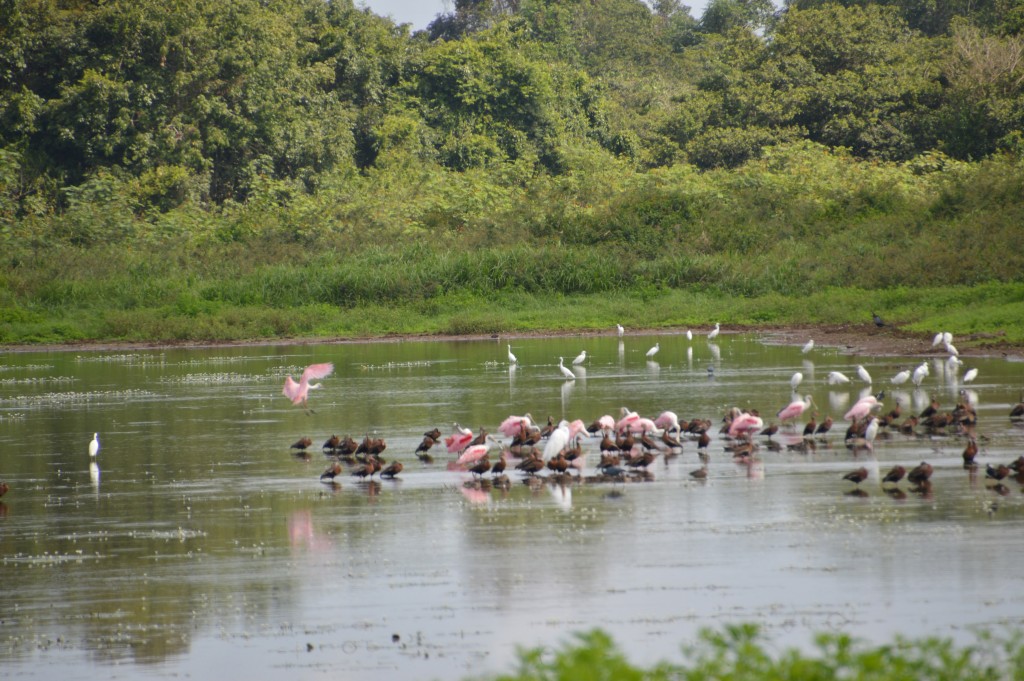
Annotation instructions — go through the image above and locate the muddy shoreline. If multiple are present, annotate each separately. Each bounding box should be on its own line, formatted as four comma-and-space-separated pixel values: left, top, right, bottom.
2, 323, 1020, 359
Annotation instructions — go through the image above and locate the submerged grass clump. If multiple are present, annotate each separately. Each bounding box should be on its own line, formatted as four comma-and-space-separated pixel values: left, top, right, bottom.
483, 625, 1024, 681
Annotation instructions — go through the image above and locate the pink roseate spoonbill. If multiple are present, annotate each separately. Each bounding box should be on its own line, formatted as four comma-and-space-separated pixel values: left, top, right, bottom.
844, 395, 881, 422
498, 414, 534, 439
457, 436, 497, 466
616, 407, 640, 433
777, 395, 813, 425
587, 414, 616, 434
728, 412, 764, 439
282, 362, 334, 410
654, 411, 680, 433
89, 432, 100, 458
707, 323, 720, 340
445, 423, 474, 454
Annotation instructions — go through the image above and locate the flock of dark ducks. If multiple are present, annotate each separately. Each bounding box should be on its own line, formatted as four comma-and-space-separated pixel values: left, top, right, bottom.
288, 392, 1024, 498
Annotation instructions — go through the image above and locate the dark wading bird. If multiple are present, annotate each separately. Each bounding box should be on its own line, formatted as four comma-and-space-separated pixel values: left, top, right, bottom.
291, 437, 313, 450
381, 461, 404, 479
843, 467, 869, 486
320, 461, 342, 482
882, 465, 906, 485
907, 461, 934, 486
872, 312, 886, 327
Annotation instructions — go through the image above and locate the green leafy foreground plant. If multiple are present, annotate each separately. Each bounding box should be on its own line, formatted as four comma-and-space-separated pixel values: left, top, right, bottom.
479, 625, 1024, 681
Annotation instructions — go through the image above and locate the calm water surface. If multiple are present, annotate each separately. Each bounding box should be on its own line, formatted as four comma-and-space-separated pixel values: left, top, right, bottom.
2, 333, 1024, 679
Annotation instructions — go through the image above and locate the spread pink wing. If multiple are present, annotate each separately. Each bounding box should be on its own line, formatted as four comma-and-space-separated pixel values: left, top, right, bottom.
283, 376, 302, 404
300, 362, 334, 384
498, 416, 527, 438
445, 432, 474, 454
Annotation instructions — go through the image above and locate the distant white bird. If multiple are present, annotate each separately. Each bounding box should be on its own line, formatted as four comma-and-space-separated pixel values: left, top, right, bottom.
891, 369, 911, 385
572, 350, 587, 366
932, 332, 944, 347
943, 331, 953, 345
963, 367, 978, 383
856, 365, 872, 384
863, 416, 879, 447
912, 361, 929, 387
646, 343, 660, 359
802, 339, 814, 354
686, 329, 693, 341
616, 324, 624, 337
791, 372, 804, 390
945, 342, 959, 356
507, 344, 517, 364
827, 371, 851, 386
707, 323, 720, 341
89, 432, 100, 458
558, 357, 576, 380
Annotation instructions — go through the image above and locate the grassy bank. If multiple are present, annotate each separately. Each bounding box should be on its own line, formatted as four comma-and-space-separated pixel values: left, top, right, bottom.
477, 625, 1024, 681
2, 245, 1022, 349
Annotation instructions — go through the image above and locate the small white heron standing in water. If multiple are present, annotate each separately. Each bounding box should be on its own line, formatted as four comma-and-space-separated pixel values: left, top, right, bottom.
707, 323, 720, 341
507, 344, 517, 364
89, 433, 100, 458
857, 365, 872, 384
572, 350, 587, 366
558, 357, 576, 380
802, 339, 815, 354
646, 343, 660, 359
616, 324, 624, 337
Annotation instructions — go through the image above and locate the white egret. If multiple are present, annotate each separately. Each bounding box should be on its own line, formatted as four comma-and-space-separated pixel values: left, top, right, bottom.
616, 324, 624, 337
686, 329, 693, 341
802, 339, 814, 354
856, 365, 872, 384
558, 357, 576, 380
963, 367, 978, 383
827, 371, 850, 385
707, 323, 720, 340
646, 343, 660, 359
89, 432, 100, 458
572, 350, 587, 366
891, 369, 910, 385
507, 344, 517, 364
791, 372, 804, 390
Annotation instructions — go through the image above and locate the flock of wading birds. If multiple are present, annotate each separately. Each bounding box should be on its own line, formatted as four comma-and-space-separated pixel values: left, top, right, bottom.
278, 326, 1024, 497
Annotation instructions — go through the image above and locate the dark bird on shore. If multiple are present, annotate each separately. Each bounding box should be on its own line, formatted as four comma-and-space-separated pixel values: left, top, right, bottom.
381, 461, 404, 479
882, 465, 906, 485
335, 435, 359, 457
759, 423, 779, 440
986, 464, 1010, 481
697, 431, 711, 450
290, 437, 313, 450
423, 428, 442, 441
815, 416, 834, 439
0, 481, 9, 497
517, 453, 545, 475
468, 456, 492, 478
919, 398, 941, 420
907, 461, 934, 485
690, 467, 708, 480
872, 312, 885, 327
320, 461, 342, 481
321, 434, 340, 451
843, 467, 869, 486
962, 437, 978, 467
1009, 456, 1024, 473
898, 415, 919, 435
351, 457, 380, 480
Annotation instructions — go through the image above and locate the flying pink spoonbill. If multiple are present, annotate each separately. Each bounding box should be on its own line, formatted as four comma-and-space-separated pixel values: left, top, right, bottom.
282, 362, 334, 411
777, 395, 813, 425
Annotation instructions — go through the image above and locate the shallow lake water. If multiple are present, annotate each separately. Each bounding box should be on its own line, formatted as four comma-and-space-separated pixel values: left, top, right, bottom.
2, 332, 1024, 680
